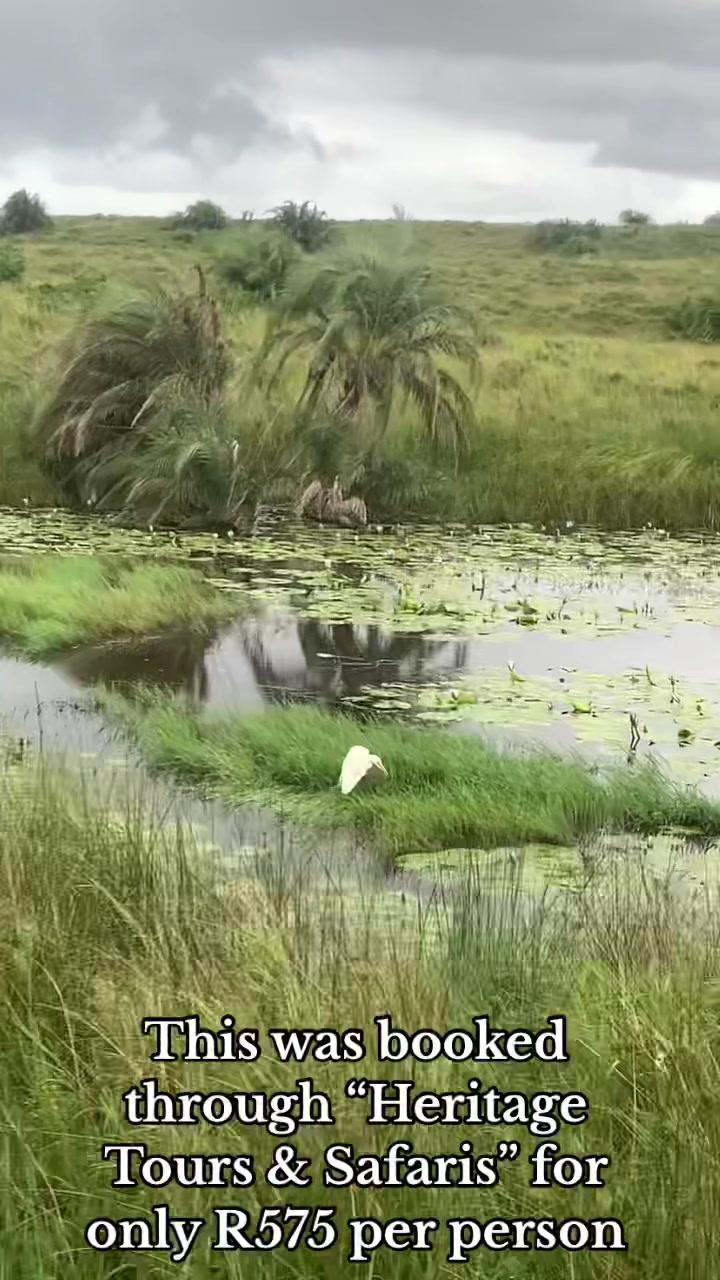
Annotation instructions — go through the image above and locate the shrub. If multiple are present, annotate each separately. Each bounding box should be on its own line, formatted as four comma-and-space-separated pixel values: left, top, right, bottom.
0, 242, 25, 282
85, 388, 294, 526
171, 200, 228, 232
529, 219, 602, 255
269, 200, 334, 252
620, 208, 653, 226
665, 297, 720, 342
215, 231, 302, 302
0, 189, 52, 236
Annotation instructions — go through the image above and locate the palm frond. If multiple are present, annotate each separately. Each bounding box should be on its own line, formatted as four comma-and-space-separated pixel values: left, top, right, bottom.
265, 249, 480, 458
32, 279, 233, 506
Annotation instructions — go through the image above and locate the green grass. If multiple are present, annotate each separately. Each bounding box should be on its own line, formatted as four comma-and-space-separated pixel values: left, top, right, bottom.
0, 748, 718, 1276
97, 698, 720, 852
4, 216, 720, 527
0, 556, 238, 657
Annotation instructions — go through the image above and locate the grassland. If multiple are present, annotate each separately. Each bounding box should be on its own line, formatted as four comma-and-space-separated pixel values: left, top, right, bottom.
3, 216, 720, 528
96, 697, 720, 851
0, 557, 237, 657
0, 748, 718, 1277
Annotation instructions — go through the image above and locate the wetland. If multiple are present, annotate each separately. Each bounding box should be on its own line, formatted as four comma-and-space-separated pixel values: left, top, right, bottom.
2, 507, 720, 888
3, 215, 720, 1277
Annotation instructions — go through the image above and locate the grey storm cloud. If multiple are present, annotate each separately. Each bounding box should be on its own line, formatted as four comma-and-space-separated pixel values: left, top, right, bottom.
2, 0, 720, 179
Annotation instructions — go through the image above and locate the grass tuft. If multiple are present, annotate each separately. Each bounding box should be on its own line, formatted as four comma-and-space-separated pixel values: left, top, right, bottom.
97, 697, 720, 852
0, 557, 238, 657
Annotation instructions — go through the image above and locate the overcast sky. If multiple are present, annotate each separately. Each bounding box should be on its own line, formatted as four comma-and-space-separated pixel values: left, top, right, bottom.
3, 0, 720, 222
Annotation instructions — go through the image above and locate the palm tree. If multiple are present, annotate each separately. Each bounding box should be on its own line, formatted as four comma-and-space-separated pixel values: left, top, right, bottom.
91, 388, 296, 526
171, 200, 229, 231
265, 252, 480, 458
32, 267, 232, 508
269, 200, 334, 253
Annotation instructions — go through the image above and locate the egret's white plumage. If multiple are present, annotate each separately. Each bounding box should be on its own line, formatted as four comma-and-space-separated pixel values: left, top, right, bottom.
339, 746, 389, 795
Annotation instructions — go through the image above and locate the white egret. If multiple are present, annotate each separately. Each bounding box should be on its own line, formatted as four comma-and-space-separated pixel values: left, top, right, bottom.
339, 746, 389, 796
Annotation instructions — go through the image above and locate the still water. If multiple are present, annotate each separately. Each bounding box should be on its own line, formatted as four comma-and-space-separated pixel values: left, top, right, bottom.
0, 509, 719, 897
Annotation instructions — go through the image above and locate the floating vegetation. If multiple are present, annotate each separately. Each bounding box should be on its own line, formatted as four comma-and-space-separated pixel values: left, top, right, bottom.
2, 510, 720, 794
3, 508, 720, 639
338, 662, 720, 790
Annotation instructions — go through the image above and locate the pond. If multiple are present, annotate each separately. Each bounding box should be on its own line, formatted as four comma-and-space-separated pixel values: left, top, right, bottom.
0, 507, 719, 900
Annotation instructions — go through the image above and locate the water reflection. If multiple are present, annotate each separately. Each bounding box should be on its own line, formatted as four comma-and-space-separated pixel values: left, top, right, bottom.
239, 618, 468, 706
56, 630, 212, 701
50, 616, 470, 711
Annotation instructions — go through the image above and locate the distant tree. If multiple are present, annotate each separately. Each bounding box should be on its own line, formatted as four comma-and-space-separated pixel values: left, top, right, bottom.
703, 212, 720, 226
269, 200, 334, 253
392, 204, 413, 221
0, 243, 25, 282
0, 189, 52, 236
171, 200, 228, 232
619, 209, 652, 226
239, 210, 255, 223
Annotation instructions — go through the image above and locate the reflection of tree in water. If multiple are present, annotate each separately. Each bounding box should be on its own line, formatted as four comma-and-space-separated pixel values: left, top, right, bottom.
239, 619, 469, 706
54, 630, 214, 702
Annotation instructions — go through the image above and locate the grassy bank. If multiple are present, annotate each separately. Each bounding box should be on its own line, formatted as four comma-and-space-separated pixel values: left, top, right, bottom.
0, 557, 238, 657
98, 698, 720, 851
0, 750, 718, 1276
3, 217, 720, 528
367, 331, 720, 528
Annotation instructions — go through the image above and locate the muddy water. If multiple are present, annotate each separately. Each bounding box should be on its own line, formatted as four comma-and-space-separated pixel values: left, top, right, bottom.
0, 509, 720, 899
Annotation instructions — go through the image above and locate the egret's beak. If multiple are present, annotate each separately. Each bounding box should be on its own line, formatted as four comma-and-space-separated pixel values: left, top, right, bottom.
378, 762, 388, 776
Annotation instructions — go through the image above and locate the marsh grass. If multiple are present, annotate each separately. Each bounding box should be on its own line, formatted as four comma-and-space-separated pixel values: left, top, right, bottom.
0, 751, 718, 1276
0, 557, 238, 657
97, 698, 720, 851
